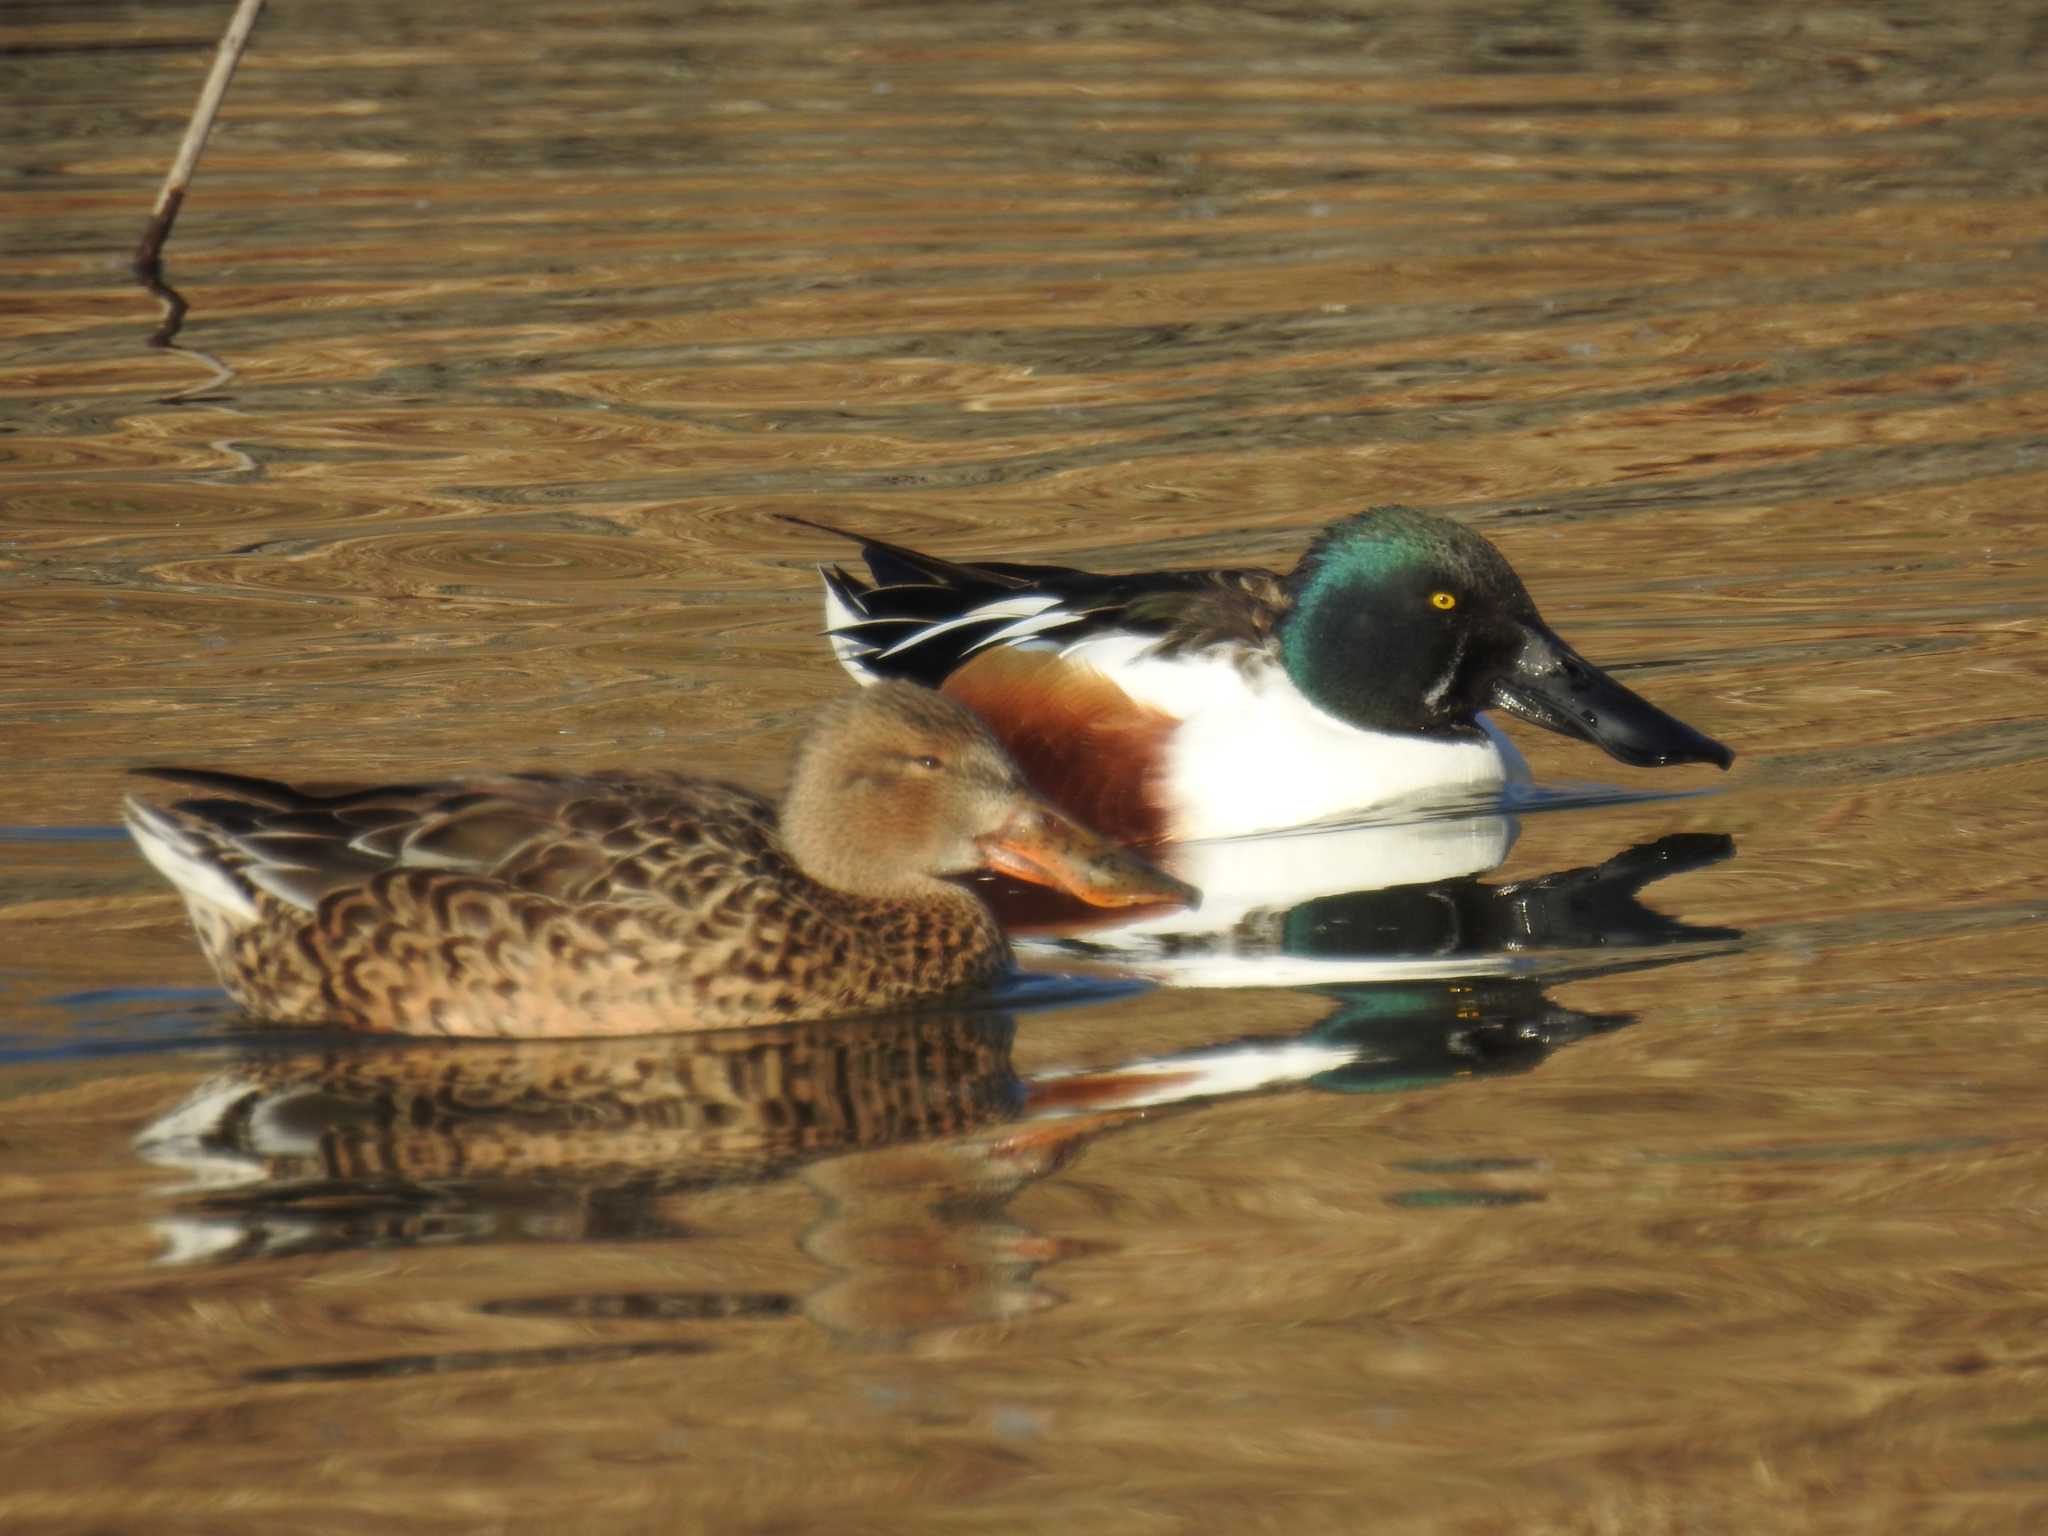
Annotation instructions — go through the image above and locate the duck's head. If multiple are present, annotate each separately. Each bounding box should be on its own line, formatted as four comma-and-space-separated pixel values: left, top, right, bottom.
1278, 507, 1733, 770
783, 682, 1199, 908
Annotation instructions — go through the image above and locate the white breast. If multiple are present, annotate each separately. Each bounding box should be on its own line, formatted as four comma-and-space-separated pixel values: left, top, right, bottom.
1060, 635, 1525, 841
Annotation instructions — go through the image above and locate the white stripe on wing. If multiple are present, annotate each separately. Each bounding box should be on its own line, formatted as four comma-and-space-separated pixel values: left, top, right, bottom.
874, 593, 1064, 660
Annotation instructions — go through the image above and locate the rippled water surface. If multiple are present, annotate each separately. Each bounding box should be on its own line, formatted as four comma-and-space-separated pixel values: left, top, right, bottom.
6, 1, 2048, 1530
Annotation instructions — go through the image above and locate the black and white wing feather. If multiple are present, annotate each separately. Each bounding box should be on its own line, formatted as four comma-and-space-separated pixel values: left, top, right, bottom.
792, 517, 1288, 686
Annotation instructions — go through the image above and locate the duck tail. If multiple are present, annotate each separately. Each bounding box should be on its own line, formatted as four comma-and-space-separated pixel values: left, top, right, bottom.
124, 794, 261, 925
816, 562, 888, 684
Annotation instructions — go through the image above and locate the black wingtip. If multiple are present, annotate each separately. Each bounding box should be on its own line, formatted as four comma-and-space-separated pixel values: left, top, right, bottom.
776, 512, 867, 545
130, 765, 301, 804
817, 561, 874, 609
781, 513, 1026, 594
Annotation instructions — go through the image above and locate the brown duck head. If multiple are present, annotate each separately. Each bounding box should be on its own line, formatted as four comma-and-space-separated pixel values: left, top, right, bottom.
781, 682, 1198, 910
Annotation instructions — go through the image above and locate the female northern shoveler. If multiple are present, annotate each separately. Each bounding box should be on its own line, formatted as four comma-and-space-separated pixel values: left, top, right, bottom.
796, 507, 1733, 843
124, 682, 1195, 1038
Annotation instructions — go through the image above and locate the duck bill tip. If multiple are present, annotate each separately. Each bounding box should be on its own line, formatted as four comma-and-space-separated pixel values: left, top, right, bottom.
980, 806, 1199, 910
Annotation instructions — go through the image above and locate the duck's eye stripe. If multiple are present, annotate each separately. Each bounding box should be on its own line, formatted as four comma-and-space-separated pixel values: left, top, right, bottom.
916, 755, 943, 770
1430, 591, 1457, 610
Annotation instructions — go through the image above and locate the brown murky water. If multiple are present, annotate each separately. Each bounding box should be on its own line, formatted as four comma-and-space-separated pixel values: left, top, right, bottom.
6, 1, 2048, 1530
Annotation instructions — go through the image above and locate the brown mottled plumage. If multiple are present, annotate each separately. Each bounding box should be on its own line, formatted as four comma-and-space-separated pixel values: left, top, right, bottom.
125, 683, 1195, 1038
1117, 569, 1292, 664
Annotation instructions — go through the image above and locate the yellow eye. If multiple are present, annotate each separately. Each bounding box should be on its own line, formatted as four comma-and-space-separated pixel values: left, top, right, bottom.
1429, 591, 1457, 611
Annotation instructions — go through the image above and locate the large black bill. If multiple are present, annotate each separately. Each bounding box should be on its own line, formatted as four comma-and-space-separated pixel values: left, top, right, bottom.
1491, 625, 1734, 771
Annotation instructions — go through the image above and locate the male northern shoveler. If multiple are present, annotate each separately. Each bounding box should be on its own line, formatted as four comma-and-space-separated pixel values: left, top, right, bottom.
123, 682, 1195, 1038
796, 507, 1733, 843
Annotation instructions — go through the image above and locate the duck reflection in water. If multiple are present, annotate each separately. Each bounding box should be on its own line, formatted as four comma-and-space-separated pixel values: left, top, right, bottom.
995, 809, 1741, 990
136, 830, 1736, 1355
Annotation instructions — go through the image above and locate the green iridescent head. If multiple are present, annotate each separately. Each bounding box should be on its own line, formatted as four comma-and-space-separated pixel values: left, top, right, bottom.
1278, 507, 1539, 737
1276, 506, 1734, 770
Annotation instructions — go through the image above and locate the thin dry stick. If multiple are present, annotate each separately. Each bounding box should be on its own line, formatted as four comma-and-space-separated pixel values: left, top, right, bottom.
134, 0, 266, 386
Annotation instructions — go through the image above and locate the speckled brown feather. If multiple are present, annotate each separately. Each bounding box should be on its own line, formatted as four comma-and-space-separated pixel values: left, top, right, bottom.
129, 684, 1195, 1037
131, 768, 1007, 1038
1122, 568, 1292, 666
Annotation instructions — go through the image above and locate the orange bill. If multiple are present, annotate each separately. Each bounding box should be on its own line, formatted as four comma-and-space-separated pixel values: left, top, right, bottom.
978, 801, 1199, 911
